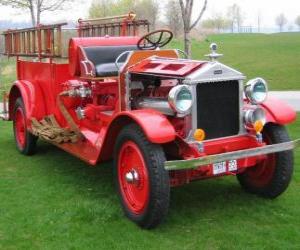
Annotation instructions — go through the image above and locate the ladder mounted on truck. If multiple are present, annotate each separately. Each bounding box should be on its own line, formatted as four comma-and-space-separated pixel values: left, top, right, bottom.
78, 12, 150, 37
2, 23, 67, 59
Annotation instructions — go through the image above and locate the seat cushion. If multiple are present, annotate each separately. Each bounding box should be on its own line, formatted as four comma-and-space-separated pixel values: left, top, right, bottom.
82, 45, 137, 77
95, 63, 125, 77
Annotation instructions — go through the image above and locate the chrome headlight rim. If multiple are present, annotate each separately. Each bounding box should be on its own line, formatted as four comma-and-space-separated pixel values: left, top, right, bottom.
245, 78, 268, 104
168, 85, 193, 115
244, 107, 266, 127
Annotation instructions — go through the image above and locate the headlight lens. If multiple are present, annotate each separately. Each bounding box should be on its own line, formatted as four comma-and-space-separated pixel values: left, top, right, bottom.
168, 85, 193, 115
245, 78, 268, 104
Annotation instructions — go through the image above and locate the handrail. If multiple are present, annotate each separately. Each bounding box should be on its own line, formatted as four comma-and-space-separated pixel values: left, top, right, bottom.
78, 13, 136, 24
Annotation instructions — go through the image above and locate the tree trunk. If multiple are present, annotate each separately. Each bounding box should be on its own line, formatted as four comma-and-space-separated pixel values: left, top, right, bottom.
184, 31, 192, 59
37, 0, 41, 25
29, 0, 36, 26
37, 11, 41, 25
30, 7, 36, 26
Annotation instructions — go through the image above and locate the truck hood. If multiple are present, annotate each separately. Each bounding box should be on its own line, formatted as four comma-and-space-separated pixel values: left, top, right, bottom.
127, 56, 245, 82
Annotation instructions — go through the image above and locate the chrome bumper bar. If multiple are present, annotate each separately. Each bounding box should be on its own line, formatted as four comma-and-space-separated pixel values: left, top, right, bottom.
165, 139, 300, 171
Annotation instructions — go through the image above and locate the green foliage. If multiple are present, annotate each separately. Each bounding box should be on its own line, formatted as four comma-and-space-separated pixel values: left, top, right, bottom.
0, 57, 16, 94
0, 116, 299, 249
165, 0, 183, 37
89, 0, 159, 28
201, 14, 231, 32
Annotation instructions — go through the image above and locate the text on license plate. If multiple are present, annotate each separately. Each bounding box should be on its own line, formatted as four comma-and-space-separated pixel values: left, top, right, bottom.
212, 160, 237, 175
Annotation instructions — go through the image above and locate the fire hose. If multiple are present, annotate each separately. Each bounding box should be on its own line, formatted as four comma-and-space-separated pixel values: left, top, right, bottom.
31, 91, 84, 143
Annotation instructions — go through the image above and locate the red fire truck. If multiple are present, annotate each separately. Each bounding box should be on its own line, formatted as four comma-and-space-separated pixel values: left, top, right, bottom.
1, 13, 299, 228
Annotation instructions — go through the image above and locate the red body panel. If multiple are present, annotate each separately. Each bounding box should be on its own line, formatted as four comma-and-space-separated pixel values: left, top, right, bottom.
69, 36, 139, 76
128, 57, 205, 77
261, 97, 297, 125
114, 110, 176, 143
54, 109, 176, 165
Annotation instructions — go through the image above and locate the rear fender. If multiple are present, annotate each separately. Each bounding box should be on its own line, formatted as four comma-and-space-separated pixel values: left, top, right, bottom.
99, 109, 176, 161
9, 80, 46, 122
261, 97, 297, 125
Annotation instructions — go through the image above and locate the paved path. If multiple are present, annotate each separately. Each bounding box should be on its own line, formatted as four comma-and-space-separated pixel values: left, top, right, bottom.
269, 91, 300, 111
0, 92, 299, 113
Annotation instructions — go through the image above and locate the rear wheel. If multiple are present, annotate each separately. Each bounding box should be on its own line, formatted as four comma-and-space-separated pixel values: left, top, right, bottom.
13, 98, 37, 155
237, 123, 293, 198
114, 124, 170, 229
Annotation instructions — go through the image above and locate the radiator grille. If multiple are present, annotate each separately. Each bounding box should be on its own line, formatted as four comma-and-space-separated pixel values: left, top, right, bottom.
196, 80, 240, 140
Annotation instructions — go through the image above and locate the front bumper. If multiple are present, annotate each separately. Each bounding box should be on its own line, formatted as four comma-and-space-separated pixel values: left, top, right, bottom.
165, 139, 300, 171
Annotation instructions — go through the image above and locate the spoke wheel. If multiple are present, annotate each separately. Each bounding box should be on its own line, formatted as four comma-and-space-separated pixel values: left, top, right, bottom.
13, 98, 37, 155
118, 141, 149, 214
237, 123, 293, 198
114, 124, 170, 229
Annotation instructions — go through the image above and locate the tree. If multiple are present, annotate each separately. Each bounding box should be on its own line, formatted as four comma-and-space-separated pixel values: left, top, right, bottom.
257, 11, 262, 33
179, 0, 208, 58
89, 0, 116, 18
134, 0, 159, 29
89, 0, 159, 29
227, 4, 244, 33
165, 0, 183, 37
201, 14, 230, 33
0, 0, 74, 26
295, 16, 300, 31
275, 13, 287, 32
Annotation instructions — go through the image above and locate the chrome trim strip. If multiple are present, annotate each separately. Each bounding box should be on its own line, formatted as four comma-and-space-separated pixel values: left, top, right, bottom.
164, 139, 300, 170
239, 79, 246, 134
188, 79, 244, 142
184, 76, 246, 85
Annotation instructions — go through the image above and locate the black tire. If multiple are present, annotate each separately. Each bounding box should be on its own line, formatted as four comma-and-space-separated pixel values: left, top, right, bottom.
13, 98, 37, 155
237, 123, 293, 198
113, 124, 170, 229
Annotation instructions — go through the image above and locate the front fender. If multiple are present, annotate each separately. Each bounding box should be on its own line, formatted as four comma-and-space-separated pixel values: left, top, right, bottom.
261, 97, 297, 125
114, 109, 176, 144
9, 80, 46, 121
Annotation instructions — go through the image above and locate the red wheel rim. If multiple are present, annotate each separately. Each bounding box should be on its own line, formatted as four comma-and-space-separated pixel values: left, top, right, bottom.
245, 135, 276, 187
118, 141, 149, 214
15, 107, 26, 149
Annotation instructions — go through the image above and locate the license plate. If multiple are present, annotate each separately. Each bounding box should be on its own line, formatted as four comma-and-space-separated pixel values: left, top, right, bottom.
213, 160, 237, 175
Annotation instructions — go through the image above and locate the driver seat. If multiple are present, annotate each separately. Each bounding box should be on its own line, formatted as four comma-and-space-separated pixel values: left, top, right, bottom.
80, 45, 137, 77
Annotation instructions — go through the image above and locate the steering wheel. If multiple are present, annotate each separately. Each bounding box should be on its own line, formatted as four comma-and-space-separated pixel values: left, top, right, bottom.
137, 30, 173, 50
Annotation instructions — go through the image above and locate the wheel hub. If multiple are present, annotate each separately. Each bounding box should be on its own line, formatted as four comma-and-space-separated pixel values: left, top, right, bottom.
125, 169, 139, 184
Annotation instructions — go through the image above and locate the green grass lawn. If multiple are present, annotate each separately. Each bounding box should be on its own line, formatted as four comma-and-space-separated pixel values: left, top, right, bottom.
0, 116, 299, 249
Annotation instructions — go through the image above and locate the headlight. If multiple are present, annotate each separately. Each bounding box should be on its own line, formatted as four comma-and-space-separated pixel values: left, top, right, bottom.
168, 85, 193, 115
245, 78, 268, 104
244, 107, 266, 127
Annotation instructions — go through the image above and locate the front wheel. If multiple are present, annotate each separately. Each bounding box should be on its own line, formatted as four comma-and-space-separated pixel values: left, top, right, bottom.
114, 124, 170, 229
237, 123, 294, 198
